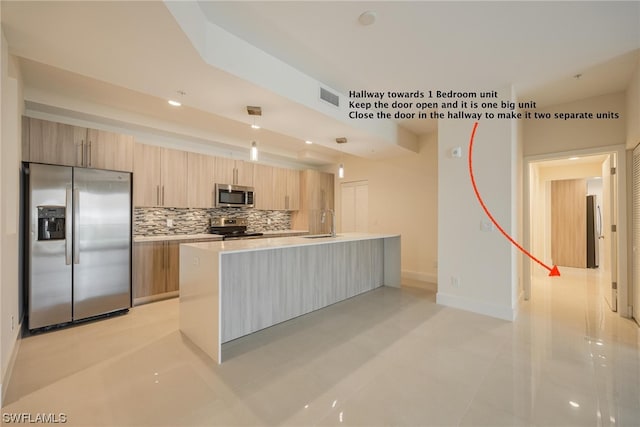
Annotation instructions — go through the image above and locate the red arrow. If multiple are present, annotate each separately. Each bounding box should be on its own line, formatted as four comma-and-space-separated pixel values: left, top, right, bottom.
468, 121, 560, 277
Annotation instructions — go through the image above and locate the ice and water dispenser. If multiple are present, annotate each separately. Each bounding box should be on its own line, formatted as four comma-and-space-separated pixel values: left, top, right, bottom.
37, 206, 66, 240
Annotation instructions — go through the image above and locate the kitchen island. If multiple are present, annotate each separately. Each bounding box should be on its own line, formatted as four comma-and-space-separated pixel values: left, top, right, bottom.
179, 233, 401, 363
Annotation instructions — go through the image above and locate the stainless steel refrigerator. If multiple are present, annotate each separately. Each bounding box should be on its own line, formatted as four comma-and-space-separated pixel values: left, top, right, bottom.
24, 163, 132, 330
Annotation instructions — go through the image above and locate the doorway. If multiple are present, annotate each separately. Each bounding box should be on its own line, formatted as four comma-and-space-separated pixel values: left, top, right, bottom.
525, 150, 625, 314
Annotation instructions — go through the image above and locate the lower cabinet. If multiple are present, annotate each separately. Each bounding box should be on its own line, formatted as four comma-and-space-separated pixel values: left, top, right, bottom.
133, 238, 221, 304
133, 241, 180, 303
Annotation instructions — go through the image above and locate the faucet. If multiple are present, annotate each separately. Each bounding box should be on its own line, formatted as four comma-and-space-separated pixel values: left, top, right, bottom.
321, 209, 336, 237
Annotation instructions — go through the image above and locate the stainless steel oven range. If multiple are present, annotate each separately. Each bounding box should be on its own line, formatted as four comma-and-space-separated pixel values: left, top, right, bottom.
209, 217, 263, 240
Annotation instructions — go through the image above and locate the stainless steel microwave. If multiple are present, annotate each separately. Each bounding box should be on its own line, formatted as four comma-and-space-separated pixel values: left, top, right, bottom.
215, 183, 255, 208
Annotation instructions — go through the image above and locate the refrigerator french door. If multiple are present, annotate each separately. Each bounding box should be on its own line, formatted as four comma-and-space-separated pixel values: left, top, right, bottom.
26, 163, 131, 330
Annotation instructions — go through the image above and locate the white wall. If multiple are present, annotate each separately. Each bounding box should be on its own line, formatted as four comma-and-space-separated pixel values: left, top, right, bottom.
436, 86, 520, 321
627, 55, 640, 149
330, 132, 438, 283
0, 27, 24, 405
523, 92, 627, 157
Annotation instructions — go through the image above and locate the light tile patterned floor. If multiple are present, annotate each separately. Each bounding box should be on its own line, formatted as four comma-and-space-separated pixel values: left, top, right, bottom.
2, 268, 639, 426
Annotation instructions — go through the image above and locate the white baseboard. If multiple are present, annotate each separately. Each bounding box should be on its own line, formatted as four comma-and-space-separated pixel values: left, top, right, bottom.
436, 291, 517, 321
402, 270, 437, 284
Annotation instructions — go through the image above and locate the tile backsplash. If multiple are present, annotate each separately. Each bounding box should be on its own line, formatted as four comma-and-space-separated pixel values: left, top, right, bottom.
134, 207, 292, 236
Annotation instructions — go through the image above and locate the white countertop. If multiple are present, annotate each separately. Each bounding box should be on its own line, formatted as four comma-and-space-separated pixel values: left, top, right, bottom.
183, 232, 400, 254
134, 229, 309, 243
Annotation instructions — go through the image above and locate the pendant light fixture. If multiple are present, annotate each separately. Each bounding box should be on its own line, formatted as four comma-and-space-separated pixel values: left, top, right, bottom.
247, 105, 262, 129
336, 137, 347, 179
250, 141, 259, 162
247, 106, 262, 161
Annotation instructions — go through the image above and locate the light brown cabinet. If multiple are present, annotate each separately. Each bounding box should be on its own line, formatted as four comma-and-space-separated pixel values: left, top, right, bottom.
86, 128, 134, 172
133, 238, 221, 304
272, 167, 300, 210
133, 143, 188, 207
133, 241, 180, 302
291, 170, 334, 234
187, 152, 216, 208
214, 156, 253, 186
251, 165, 300, 211
252, 163, 274, 210
23, 117, 134, 172
25, 117, 85, 167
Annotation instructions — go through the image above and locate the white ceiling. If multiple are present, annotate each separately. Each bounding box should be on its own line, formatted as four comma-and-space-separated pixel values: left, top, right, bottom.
2, 1, 639, 165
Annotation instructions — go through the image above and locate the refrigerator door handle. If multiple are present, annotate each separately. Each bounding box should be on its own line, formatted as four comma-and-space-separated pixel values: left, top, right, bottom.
65, 187, 73, 265
73, 187, 80, 264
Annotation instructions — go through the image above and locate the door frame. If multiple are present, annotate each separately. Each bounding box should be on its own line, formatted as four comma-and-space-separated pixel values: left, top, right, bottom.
523, 144, 630, 317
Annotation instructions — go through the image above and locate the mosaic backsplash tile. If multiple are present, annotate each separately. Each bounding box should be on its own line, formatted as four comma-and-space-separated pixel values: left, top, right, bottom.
134, 207, 292, 236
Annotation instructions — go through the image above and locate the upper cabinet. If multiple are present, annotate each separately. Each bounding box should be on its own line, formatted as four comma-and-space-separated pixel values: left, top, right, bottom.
23, 118, 309, 213
187, 152, 216, 208
133, 143, 188, 207
252, 164, 274, 210
251, 165, 300, 211
86, 129, 134, 172
291, 170, 334, 233
214, 157, 253, 187
272, 167, 300, 210
23, 117, 133, 172
25, 117, 86, 167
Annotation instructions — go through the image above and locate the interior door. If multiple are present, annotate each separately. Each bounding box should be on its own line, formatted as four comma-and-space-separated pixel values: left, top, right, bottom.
340, 181, 369, 233
551, 179, 587, 268
602, 155, 617, 311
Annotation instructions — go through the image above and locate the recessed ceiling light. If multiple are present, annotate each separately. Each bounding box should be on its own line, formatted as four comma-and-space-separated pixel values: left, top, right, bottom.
358, 10, 376, 26
568, 156, 580, 161
251, 124, 261, 129
168, 100, 181, 107
305, 140, 313, 145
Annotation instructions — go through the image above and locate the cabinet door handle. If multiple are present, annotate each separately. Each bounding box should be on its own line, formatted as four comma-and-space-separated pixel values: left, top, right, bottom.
285, 195, 289, 210
156, 185, 160, 205
162, 186, 165, 206
81, 141, 85, 166
88, 140, 92, 167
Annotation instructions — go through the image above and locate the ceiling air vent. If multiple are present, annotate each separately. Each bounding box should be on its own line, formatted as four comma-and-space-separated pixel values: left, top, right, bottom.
320, 87, 340, 107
